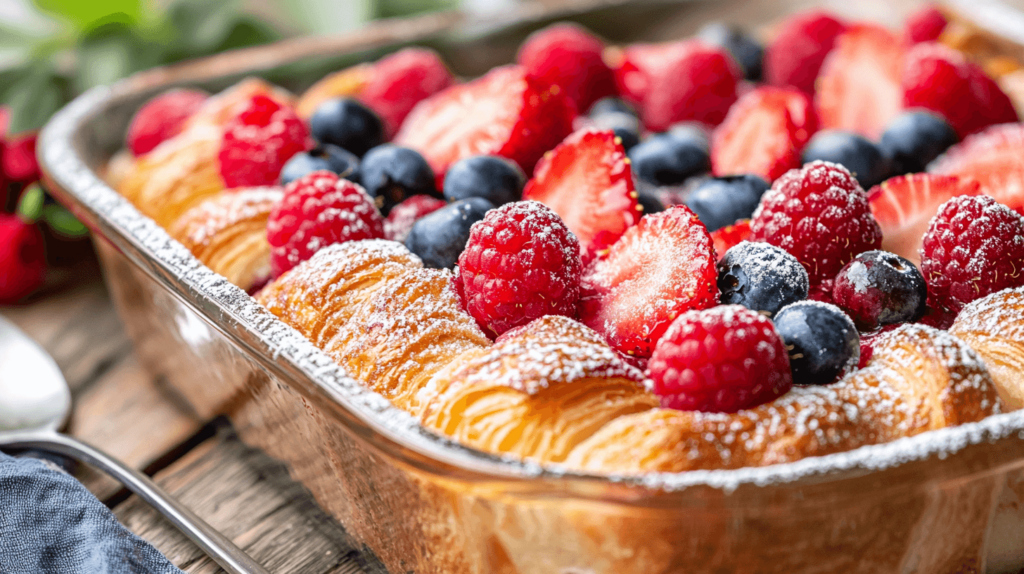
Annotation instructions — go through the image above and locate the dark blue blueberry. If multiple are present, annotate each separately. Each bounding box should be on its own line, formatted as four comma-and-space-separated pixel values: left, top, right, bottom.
405, 197, 494, 269
801, 130, 891, 190
360, 144, 438, 216
685, 174, 769, 232
588, 111, 641, 152
717, 241, 809, 317
636, 188, 665, 215
628, 131, 711, 186
443, 155, 525, 206
588, 97, 637, 118
279, 144, 360, 186
832, 250, 928, 331
667, 122, 711, 149
880, 110, 959, 175
774, 301, 860, 385
698, 22, 764, 81
309, 98, 384, 157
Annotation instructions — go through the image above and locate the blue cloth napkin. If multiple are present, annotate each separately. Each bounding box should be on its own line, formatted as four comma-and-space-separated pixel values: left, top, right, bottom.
0, 451, 184, 574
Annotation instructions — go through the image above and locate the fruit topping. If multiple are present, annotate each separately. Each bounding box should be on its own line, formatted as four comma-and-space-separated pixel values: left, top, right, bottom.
267, 171, 384, 277
635, 189, 666, 215
718, 240, 809, 317
628, 129, 710, 187
405, 197, 494, 269
127, 89, 208, 156
442, 155, 526, 207
579, 205, 718, 357
800, 130, 891, 190
684, 174, 769, 233
358, 47, 454, 138
588, 97, 637, 117
0, 213, 46, 304
396, 65, 575, 185
710, 219, 752, 259
517, 23, 616, 114
647, 305, 792, 412
582, 110, 641, 152
774, 300, 859, 385
279, 143, 360, 186
879, 110, 958, 175
219, 94, 310, 188
868, 173, 980, 265
309, 97, 385, 157
765, 10, 847, 94
458, 201, 582, 337
928, 123, 1024, 214
359, 144, 438, 216
697, 22, 764, 81
750, 161, 883, 292
905, 4, 948, 44
523, 129, 639, 258
832, 250, 928, 331
296, 64, 372, 120
920, 194, 1024, 314
383, 195, 447, 243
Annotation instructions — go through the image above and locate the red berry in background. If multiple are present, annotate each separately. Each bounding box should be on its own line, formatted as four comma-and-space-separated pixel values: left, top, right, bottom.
0, 214, 46, 304
219, 94, 310, 189
928, 123, 1024, 214
458, 201, 582, 338
750, 161, 882, 293
640, 42, 740, 132
517, 23, 616, 114
2, 132, 38, 183
905, 4, 948, 44
765, 10, 847, 94
359, 47, 454, 139
126, 89, 208, 156
647, 305, 792, 413
608, 41, 688, 108
383, 194, 446, 243
710, 218, 751, 259
267, 170, 384, 277
920, 194, 1024, 314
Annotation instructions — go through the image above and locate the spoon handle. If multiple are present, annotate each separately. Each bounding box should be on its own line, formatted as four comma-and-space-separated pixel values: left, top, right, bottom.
0, 430, 271, 574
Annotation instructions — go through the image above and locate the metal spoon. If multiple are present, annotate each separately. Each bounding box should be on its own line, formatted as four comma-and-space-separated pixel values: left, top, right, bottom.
0, 315, 270, 574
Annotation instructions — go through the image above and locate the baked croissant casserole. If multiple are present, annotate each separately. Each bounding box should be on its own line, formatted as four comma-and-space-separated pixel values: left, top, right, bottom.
112, 4, 1024, 483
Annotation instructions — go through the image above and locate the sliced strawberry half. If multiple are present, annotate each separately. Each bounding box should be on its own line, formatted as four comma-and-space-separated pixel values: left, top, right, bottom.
868, 173, 980, 265
522, 129, 640, 258
928, 123, 1024, 214
710, 218, 751, 259
395, 65, 575, 187
579, 205, 719, 357
816, 24, 905, 139
711, 86, 818, 182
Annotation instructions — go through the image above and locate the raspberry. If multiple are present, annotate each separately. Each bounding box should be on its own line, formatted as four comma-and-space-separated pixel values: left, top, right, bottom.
641, 42, 740, 132
458, 201, 582, 338
219, 95, 310, 188
0, 214, 46, 304
647, 305, 792, 413
126, 89, 208, 156
2, 132, 38, 183
267, 171, 384, 277
920, 195, 1024, 314
383, 195, 447, 243
750, 161, 882, 291
517, 23, 616, 114
764, 10, 847, 94
905, 4, 947, 44
359, 47, 454, 138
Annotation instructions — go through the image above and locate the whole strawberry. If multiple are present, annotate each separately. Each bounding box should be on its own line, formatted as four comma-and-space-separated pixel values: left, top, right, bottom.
458, 201, 582, 338
219, 95, 310, 188
0, 214, 45, 304
127, 89, 208, 156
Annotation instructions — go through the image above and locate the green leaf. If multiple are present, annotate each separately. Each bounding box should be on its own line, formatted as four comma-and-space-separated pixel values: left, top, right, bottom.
42, 203, 88, 237
2, 66, 65, 134
73, 21, 164, 91
32, 0, 142, 32
16, 184, 45, 222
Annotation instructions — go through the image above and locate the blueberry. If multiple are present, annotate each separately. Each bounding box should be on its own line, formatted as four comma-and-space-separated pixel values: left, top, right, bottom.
880, 110, 959, 175
636, 188, 666, 215
698, 22, 764, 81
832, 250, 928, 331
360, 144, 438, 216
588, 97, 637, 117
279, 144, 360, 186
405, 197, 494, 269
628, 131, 711, 186
667, 122, 711, 149
588, 110, 641, 152
801, 130, 891, 190
774, 301, 860, 386
443, 155, 525, 206
717, 241, 809, 317
309, 98, 384, 157
685, 174, 769, 232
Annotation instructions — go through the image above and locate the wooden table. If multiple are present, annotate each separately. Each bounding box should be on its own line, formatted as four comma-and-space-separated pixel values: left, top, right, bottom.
1, 257, 384, 574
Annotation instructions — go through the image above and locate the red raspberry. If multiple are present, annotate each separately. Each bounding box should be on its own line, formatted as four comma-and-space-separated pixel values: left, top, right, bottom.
920, 194, 1024, 314
517, 23, 616, 114
458, 201, 582, 338
750, 161, 883, 292
905, 4, 947, 44
765, 10, 847, 94
0, 214, 46, 304
219, 95, 310, 189
640, 42, 739, 132
383, 195, 447, 243
647, 305, 793, 413
2, 132, 38, 183
267, 171, 384, 277
127, 89, 208, 156
359, 48, 454, 138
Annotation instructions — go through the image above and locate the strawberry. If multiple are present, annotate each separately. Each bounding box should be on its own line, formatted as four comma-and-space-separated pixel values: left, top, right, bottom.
710, 218, 751, 259
358, 47, 454, 139
395, 65, 575, 188
928, 123, 1024, 214
816, 24, 905, 139
522, 129, 639, 258
711, 86, 818, 182
868, 173, 980, 265
517, 23, 616, 114
765, 10, 847, 94
579, 205, 719, 357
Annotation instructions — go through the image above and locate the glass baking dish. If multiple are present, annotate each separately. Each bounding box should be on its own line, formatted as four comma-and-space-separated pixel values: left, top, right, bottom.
36, 0, 1024, 572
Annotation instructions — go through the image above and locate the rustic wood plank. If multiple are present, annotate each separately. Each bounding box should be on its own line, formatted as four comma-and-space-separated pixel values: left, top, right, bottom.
114, 424, 386, 574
